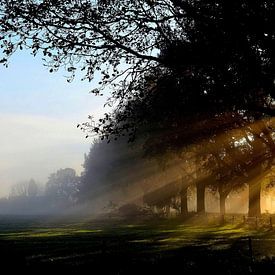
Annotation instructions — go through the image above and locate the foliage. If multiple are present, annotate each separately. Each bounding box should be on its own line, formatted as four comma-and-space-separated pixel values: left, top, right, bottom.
45, 168, 80, 205
9, 178, 38, 197
79, 137, 157, 202
9, 182, 28, 198
0, 1, 274, 142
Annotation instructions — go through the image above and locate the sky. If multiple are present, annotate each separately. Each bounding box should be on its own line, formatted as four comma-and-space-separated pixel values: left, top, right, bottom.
0, 51, 108, 197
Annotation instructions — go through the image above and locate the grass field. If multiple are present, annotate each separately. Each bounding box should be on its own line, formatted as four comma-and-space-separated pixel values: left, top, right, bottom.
0, 214, 275, 274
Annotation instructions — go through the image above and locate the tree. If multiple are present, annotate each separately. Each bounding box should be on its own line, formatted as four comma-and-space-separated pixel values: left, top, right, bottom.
9, 178, 38, 197
242, 119, 275, 216
79, 137, 158, 204
9, 181, 28, 197
203, 132, 247, 217
0, 1, 274, 139
203, 118, 275, 217
45, 168, 80, 205
27, 178, 38, 197
81, 0, 275, 140
2, 1, 275, 215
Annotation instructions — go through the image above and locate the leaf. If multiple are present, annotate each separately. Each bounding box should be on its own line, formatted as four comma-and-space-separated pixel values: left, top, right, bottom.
0, 58, 7, 63
67, 66, 76, 72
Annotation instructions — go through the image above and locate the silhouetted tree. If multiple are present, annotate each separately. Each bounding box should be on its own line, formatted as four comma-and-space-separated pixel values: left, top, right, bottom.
202, 132, 247, 217
242, 119, 275, 216
27, 178, 38, 197
45, 168, 80, 206
79, 138, 157, 205
201, 118, 275, 217
0, 1, 274, 141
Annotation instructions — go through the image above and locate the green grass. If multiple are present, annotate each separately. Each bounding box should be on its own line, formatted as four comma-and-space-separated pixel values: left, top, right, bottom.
0, 215, 274, 274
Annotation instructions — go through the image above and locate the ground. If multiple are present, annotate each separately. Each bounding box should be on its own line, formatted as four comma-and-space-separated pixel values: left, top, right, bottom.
0, 214, 275, 274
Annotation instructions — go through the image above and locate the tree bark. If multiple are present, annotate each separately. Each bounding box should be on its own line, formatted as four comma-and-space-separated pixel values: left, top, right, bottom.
196, 183, 205, 214
180, 185, 188, 215
248, 181, 261, 217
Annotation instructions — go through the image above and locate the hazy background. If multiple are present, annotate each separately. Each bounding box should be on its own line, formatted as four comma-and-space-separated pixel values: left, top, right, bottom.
0, 51, 106, 197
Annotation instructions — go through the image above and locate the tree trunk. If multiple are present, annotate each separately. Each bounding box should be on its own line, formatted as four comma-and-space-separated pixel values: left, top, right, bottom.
219, 192, 226, 216
165, 204, 170, 217
180, 185, 188, 215
219, 191, 227, 224
196, 183, 205, 214
248, 181, 261, 217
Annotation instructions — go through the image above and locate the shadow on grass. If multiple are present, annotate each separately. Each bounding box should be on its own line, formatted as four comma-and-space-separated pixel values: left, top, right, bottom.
0, 216, 275, 274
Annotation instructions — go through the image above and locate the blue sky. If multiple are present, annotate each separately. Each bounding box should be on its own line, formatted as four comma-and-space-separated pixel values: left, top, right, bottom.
0, 51, 108, 196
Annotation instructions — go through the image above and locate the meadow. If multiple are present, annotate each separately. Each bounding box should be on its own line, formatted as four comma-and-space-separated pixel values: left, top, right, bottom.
0, 214, 275, 274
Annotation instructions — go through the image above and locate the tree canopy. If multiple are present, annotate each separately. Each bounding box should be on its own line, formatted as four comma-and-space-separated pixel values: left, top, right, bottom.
45, 168, 80, 205
1, 1, 274, 143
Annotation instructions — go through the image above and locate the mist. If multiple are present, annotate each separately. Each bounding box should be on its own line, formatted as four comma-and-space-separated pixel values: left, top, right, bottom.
1, 130, 275, 219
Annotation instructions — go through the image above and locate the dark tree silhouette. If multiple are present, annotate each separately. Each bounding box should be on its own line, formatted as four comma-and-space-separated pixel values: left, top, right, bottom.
1, 1, 275, 216
200, 118, 275, 217
79, 137, 157, 204
0, 1, 274, 134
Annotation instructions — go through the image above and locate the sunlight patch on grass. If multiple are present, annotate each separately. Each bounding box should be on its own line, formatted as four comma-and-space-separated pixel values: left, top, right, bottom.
158, 237, 198, 244
0, 227, 103, 239
145, 224, 264, 252
2, 230, 72, 239
129, 239, 154, 243
123, 224, 145, 228
74, 229, 102, 233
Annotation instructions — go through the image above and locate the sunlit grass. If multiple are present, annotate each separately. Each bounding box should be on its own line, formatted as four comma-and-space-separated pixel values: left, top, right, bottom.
0, 227, 103, 239
149, 224, 258, 251
1, 216, 275, 271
